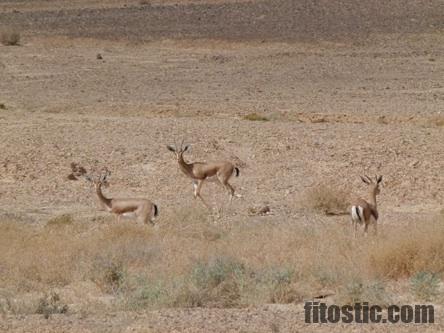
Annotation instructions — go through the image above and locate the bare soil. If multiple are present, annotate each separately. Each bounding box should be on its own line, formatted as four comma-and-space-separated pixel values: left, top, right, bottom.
0, 0, 444, 332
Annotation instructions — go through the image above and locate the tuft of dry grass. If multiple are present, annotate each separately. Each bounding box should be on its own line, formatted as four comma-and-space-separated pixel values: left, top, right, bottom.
46, 214, 73, 227
36, 292, 68, 319
1, 30, 21, 46
369, 218, 444, 279
243, 113, 269, 121
303, 182, 350, 215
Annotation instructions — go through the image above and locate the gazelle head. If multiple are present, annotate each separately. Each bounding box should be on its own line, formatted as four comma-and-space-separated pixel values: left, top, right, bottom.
69, 163, 111, 189
84, 168, 111, 190
360, 175, 383, 194
166, 139, 191, 160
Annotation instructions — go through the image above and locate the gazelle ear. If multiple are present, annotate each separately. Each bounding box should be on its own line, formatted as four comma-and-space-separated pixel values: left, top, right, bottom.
101, 172, 111, 182
183, 144, 191, 152
83, 174, 93, 182
377, 175, 383, 184
67, 173, 78, 180
167, 145, 176, 152
360, 176, 371, 184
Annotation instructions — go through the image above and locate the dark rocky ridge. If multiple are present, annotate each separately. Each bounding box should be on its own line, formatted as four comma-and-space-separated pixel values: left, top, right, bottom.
1, 0, 443, 41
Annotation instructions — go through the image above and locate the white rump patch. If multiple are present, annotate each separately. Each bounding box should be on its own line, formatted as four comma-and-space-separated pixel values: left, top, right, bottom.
351, 206, 364, 224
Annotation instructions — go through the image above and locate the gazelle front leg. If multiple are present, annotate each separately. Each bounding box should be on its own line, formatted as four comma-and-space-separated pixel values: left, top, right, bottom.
372, 221, 378, 236
363, 222, 369, 236
352, 219, 357, 238
194, 179, 210, 210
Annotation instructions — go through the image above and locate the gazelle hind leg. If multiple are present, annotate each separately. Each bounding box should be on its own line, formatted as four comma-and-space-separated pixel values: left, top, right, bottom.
139, 204, 156, 225
217, 173, 235, 203
371, 217, 378, 236
135, 207, 145, 225
363, 222, 369, 236
351, 206, 359, 238
351, 218, 357, 238
226, 183, 235, 202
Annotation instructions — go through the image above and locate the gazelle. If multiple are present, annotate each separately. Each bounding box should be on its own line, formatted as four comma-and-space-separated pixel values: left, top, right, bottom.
351, 175, 383, 236
69, 163, 158, 225
167, 140, 240, 209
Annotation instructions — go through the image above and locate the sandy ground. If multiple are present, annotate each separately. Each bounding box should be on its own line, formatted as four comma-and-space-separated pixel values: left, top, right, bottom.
1, 0, 444, 331
1, 305, 443, 333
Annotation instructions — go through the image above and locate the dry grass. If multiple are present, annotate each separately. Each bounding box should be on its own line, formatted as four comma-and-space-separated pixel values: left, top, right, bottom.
303, 182, 350, 215
1, 30, 21, 46
0, 211, 443, 314
369, 218, 444, 279
46, 214, 73, 227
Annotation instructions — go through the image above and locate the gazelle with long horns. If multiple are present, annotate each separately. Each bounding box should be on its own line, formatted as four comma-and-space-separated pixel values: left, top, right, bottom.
167, 141, 240, 209
69, 163, 158, 225
351, 175, 383, 236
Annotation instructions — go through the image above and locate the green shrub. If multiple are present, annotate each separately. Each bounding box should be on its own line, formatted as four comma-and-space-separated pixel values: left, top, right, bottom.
123, 278, 169, 310
174, 256, 246, 308
410, 272, 440, 301
337, 279, 391, 306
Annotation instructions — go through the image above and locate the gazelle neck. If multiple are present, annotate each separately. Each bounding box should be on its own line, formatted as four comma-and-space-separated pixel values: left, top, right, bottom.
369, 187, 378, 207
178, 154, 193, 175
95, 183, 112, 209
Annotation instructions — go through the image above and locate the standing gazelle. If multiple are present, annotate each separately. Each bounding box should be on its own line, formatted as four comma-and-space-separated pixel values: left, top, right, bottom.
351, 175, 383, 236
167, 141, 240, 209
69, 163, 158, 225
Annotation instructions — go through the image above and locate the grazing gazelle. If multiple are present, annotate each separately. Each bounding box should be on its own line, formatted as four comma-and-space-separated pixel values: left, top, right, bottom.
167, 141, 240, 209
351, 175, 383, 236
69, 163, 158, 225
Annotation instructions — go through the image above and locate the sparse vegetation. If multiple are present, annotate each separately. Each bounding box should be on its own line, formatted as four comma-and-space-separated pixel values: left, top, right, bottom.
36, 292, 68, 319
0, 103, 6, 110
243, 113, 269, 121
1, 30, 21, 46
2, 212, 443, 313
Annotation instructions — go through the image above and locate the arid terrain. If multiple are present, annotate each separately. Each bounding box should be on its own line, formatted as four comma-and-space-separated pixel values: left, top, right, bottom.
1, 0, 444, 332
